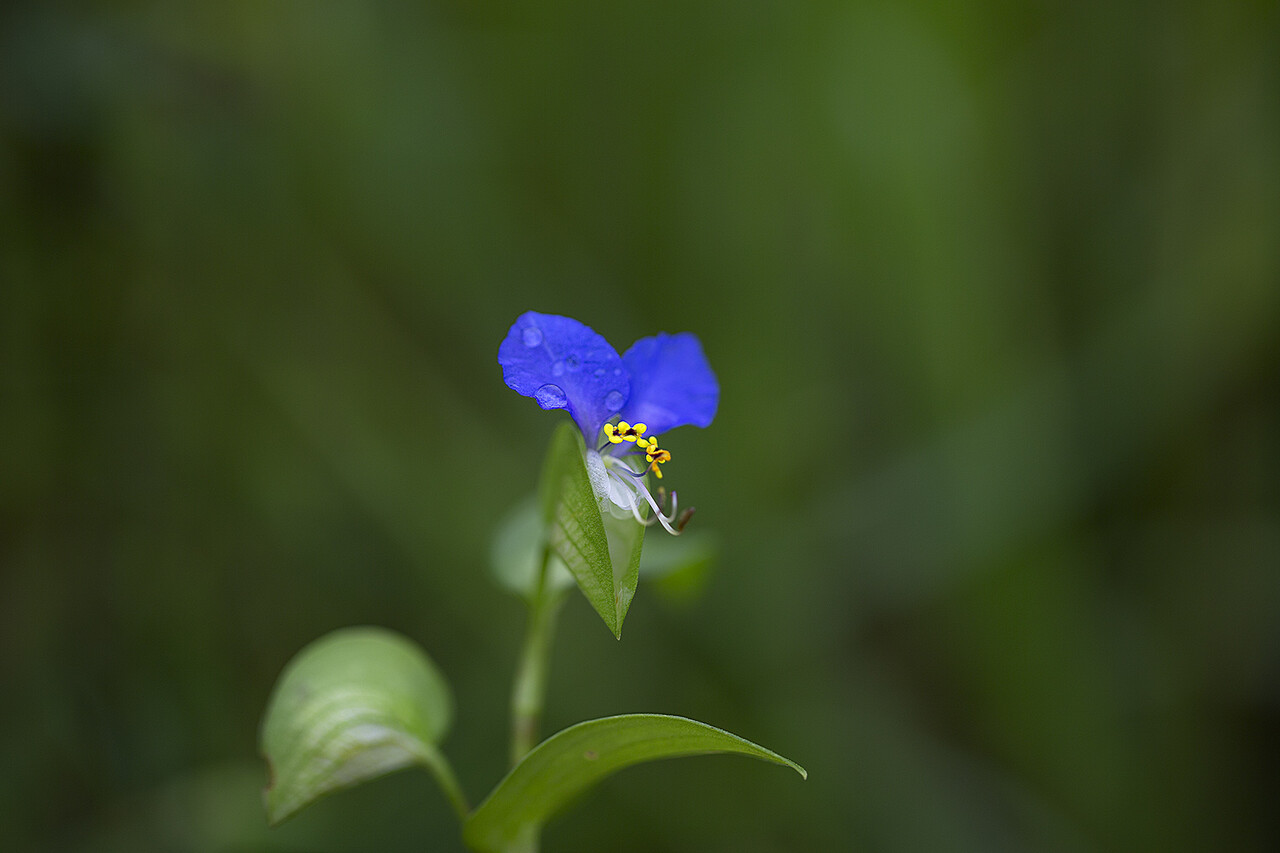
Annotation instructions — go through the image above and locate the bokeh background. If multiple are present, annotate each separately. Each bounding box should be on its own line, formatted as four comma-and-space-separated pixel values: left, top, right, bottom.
4, 2, 1278, 851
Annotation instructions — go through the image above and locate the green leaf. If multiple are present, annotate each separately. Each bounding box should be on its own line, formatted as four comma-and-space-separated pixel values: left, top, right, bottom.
490, 497, 575, 599
537, 422, 643, 637
260, 627, 467, 825
462, 714, 806, 852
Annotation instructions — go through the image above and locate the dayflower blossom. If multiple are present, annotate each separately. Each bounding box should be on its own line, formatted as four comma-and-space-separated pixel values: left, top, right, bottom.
499, 311, 718, 534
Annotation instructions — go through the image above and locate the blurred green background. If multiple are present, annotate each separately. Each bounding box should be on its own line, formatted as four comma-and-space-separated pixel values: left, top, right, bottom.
3, 2, 1278, 851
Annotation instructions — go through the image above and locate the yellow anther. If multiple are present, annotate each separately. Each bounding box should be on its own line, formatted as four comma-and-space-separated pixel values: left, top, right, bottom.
643, 436, 672, 479
605, 420, 647, 444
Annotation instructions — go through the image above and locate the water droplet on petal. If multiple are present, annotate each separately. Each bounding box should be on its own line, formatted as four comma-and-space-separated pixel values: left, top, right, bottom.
535, 384, 567, 408
522, 326, 543, 347
613, 368, 623, 376
604, 390, 625, 411
593, 368, 606, 377
551, 360, 565, 376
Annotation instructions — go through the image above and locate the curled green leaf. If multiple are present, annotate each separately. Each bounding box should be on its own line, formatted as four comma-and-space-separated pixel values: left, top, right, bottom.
260, 627, 466, 825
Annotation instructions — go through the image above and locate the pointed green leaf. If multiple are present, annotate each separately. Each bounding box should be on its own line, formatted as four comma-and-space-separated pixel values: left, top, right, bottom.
462, 714, 805, 852
537, 422, 643, 637
260, 627, 466, 825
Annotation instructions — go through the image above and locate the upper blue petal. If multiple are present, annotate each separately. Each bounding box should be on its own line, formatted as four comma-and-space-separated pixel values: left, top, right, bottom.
498, 312, 630, 441
619, 332, 719, 435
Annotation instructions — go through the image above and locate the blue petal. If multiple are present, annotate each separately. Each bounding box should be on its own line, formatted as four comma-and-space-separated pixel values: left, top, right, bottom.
498, 312, 630, 441
619, 332, 719, 435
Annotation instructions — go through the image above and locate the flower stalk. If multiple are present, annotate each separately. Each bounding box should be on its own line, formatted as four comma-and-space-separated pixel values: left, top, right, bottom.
509, 544, 564, 767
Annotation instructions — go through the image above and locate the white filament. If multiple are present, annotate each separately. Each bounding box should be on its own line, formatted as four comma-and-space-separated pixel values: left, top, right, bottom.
598, 452, 681, 535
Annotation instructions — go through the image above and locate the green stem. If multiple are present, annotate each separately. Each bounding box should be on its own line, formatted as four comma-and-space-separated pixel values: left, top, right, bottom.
510, 546, 564, 767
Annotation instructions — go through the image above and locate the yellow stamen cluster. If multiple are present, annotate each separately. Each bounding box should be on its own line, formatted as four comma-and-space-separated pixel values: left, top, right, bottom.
603, 420, 648, 444
604, 419, 673, 479
641, 436, 672, 479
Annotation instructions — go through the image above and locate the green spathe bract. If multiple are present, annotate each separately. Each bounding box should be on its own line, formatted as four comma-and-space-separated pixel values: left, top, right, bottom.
538, 422, 642, 638
463, 714, 807, 853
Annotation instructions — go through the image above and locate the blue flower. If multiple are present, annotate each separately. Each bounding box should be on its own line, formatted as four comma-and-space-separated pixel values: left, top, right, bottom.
499, 311, 718, 533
